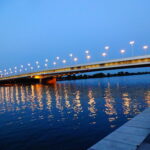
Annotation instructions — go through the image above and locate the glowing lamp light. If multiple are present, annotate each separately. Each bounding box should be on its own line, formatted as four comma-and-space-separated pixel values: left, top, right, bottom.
56, 56, 60, 60
69, 53, 73, 57
74, 57, 78, 62
36, 61, 39, 64
102, 52, 107, 57
62, 60, 66, 63
105, 46, 110, 50
45, 64, 48, 67
45, 59, 48, 62
86, 55, 91, 59
129, 41, 135, 45
120, 49, 125, 54
143, 45, 148, 50
85, 50, 89, 54
34, 75, 43, 79
53, 62, 56, 65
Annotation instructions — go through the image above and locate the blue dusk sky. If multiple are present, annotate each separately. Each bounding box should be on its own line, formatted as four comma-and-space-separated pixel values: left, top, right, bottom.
0, 0, 150, 70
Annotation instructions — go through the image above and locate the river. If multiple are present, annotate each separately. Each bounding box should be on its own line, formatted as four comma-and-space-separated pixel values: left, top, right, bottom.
0, 74, 150, 150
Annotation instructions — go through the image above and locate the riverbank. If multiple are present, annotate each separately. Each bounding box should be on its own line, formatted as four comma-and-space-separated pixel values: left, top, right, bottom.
88, 107, 150, 150
57, 71, 150, 81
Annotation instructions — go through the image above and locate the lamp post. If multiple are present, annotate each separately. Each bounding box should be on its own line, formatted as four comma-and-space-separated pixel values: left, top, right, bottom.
30, 67, 33, 72
120, 49, 126, 58
69, 53, 73, 65
53, 61, 57, 69
37, 65, 40, 69
62, 59, 66, 67
85, 50, 89, 54
104, 46, 110, 60
24, 68, 27, 72
73, 57, 78, 65
143, 45, 149, 55
69, 53, 73, 57
28, 63, 31, 67
85, 50, 90, 62
129, 41, 135, 57
44, 63, 48, 69
102, 52, 107, 60
27, 64, 31, 73
56, 56, 60, 60
104, 46, 110, 50
86, 55, 91, 62
45, 59, 48, 63
35, 61, 40, 71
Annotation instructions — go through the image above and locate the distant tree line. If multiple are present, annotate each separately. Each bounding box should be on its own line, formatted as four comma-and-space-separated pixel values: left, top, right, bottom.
57, 71, 150, 81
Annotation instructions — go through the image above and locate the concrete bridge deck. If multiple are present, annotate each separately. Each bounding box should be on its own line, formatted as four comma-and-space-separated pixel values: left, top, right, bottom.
88, 108, 150, 150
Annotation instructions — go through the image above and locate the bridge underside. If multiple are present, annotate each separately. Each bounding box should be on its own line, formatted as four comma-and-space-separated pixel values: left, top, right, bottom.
0, 77, 57, 85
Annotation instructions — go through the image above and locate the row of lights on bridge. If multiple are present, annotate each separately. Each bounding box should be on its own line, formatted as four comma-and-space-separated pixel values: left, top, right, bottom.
0, 41, 149, 77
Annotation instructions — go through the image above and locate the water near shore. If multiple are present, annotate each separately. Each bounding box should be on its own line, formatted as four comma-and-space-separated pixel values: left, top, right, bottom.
0, 75, 150, 150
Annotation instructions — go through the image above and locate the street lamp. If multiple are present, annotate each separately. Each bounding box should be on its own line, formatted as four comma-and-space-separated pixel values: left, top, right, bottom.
56, 56, 60, 60
30, 67, 33, 70
129, 41, 135, 56
120, 49, 125, 58
45, 64, 48, 68
74, 57, 78, 62
73, 57, 78, 65
28, 63, 31, 67
62, 59, 66, 64
53, 61, 56, 65
85, 50, 89, 54
86, 55, 91, 60
45, 59, 48, 63
143, 45, 149, 55
104, 46, 110, 59
35, 61, 40, 71
53, 62, 57, 68
104, 46, 110, 50
102, 52, 107, 57
69, 53, 73, 57
37, 65, 40, 69
36, 61, 39, 65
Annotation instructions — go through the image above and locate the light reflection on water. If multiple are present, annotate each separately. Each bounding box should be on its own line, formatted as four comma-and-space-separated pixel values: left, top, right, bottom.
0, 75, 150, 150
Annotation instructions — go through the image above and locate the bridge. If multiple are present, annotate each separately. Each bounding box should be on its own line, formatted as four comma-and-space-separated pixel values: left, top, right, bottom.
0, 55, 150, 84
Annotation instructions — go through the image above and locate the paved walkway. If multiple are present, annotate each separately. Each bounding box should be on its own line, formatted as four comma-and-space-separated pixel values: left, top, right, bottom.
88, 108, 150, 150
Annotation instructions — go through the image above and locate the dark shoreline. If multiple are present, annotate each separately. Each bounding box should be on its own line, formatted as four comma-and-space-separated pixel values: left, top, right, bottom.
57, 71, 150, 81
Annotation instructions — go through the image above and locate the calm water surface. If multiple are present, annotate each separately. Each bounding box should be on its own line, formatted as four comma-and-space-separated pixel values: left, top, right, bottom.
0, 75, 150, 150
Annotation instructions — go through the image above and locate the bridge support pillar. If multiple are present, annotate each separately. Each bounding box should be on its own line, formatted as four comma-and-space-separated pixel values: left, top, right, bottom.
46, 77, 56, 84
39, 79, 42, 84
